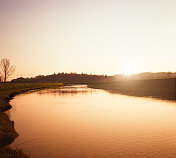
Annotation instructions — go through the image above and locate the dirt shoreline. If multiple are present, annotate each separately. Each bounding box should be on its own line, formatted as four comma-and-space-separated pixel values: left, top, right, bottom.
0, 83, 63, 158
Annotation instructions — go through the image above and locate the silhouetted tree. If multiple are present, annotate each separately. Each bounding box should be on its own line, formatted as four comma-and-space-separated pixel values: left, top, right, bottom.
0, 58, 15, 82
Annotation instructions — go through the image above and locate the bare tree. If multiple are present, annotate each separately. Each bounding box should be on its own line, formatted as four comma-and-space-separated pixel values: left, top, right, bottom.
0, 58, 15, 82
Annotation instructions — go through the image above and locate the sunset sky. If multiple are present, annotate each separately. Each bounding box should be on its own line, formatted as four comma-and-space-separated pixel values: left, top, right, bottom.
0, 0, 176, 78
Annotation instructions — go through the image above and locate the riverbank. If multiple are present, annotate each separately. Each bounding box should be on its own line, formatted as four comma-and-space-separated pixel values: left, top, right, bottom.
88, 78, 176, 101
0, 83, 63, 158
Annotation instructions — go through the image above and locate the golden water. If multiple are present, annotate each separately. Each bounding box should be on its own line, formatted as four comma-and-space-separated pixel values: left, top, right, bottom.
10, 85, 176, 158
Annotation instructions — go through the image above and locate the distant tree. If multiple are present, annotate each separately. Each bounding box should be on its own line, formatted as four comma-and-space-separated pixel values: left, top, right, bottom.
0, 58, 15, 82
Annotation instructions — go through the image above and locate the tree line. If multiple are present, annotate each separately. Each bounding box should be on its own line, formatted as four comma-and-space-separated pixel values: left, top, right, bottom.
0, 58, 175, 83
12, 73, 115, 83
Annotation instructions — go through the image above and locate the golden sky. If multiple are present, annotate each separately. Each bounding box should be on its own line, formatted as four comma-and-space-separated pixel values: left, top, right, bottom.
0, 0, 176, 78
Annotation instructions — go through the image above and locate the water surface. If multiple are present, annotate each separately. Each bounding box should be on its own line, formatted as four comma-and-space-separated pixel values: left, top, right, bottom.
10, 85, 176, 158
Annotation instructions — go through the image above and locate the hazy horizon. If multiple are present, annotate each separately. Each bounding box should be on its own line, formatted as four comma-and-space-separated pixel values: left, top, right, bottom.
0, 0, 176, 78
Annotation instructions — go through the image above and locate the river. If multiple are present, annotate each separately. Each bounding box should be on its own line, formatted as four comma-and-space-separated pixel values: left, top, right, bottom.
9, 85, 176, 158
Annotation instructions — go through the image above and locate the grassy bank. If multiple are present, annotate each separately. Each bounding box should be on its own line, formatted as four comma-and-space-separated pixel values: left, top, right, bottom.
0, 83, 63, 158
88, 78, 176, 101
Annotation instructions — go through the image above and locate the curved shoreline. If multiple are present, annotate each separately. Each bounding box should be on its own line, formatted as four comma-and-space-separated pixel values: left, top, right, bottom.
0, 83, 63, 157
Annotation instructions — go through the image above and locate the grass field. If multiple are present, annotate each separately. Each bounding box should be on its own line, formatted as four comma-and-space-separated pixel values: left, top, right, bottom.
0, 83, 63, 158
88, 78, 176, 101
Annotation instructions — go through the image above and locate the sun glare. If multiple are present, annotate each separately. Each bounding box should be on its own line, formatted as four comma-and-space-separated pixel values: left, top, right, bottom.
123, 68, 135, 76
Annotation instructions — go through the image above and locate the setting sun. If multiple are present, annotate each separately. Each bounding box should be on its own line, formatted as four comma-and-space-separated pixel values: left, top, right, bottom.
1, 0, 176, 77
123, 68, 135, 76
122, 63, 137, 76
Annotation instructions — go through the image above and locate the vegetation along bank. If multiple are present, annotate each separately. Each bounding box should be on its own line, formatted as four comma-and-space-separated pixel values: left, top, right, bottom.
88, 78, 176, 101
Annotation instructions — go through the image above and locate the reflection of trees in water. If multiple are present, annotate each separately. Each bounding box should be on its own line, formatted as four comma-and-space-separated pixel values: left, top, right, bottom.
37, 86, 95, 96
